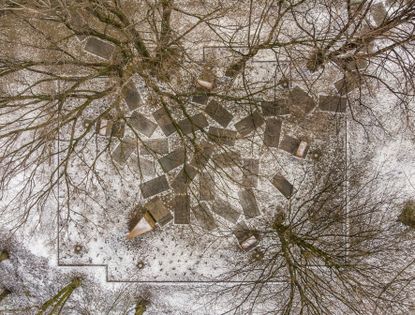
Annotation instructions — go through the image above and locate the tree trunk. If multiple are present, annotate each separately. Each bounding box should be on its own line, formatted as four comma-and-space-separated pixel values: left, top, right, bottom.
0, 288, 11, 303
135, 302, 147, 315
0, 250, 9, 262
37, 277, 82, 315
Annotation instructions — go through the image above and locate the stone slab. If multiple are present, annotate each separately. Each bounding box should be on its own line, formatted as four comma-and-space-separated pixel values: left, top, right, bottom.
140, 138, 169, 156
233, 222, 258, 251
97, 119, 125, 138
271, 174, 293, 199
192, 203, 217, 231
129, 154, 155, 177
69, 10, 88, 41
263, 118, 282, 147
335, 57, 368, 71
122, 81, 141, 111
199, 172, 215, 200
110, 121, 126, 138
211, 198, 241, 223
261, 99, 290, 116
212, 151, 240, 168
191, 94, 209, 105
279, 135, 301, 155
172, 165, 198, 194
190, 142, 214, 170
158, 148, 186, 173
140, 175, 170, 199
111, 140, 136, 165
234, 111, 265, 137
334, 72, 362, 95
318, 95, 347, 113
205, 100, 233, 127
144, 196, 172, 227
152, 107, 176, 136
288, 87, 315, 114
242, 159, 259, 187
207, 127, 237, 146
129, 111, 158, 138
371, 2, 387, 26
177, 113, 209, 134
238, 189, 260, 218
84, 37, 115, 60
172, 195, 190, 224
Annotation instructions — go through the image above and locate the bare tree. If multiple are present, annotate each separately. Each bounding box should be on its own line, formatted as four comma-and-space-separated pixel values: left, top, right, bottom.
207, 151, 415, 314
0, 0, 229, 231
0, 1, 414, 314
36, 277, 82, 315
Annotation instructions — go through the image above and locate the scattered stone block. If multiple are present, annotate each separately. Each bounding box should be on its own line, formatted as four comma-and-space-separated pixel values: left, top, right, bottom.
288, 87, 315, 114
196, 68, 216, 91
129, 154, 155, 177
318, 95, 347, 113
122, 81, 141, 111
211, 198, 241, 223
191, 94, 209, 105
192, 203, 217, 230
129, 154, 156, 177
205, 100, 233, 127
238, 189, 260, 218
261, 99, 290, 116
84, 37, 115, 60
199, 172, 215, 200
334, 72, 363, 95
144, 196, 173, 227
177, 113, 209, 134
212, 151, 240, 168
233, 222, 258, 251
110, 121, 126, 138
242, 159, 259, 187
140, 175, 170, 199
336, 57, 368, 71
129, 111, 157, 138
172, 165, 198, 193
190, 142, 214, 170
158, 148, 186, 173
152, 107, 176, 136
207, 127, 237, 146
280, 135, 309, 158
271, 174, 294, 199
295, 140, 309, 158
172, 195, 190, 224
69, 10, 88, 41
263, 118, 282, 148
371, 2, 387, 26
140, 139, 169, 156
96, 118, 125, 138
234, 111, 265, 136
112, 139, 137, 165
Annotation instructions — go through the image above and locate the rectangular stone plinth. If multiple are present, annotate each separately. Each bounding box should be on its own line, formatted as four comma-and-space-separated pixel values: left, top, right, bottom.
158, 148, 186, 173
263, 118, 282, 148
234, 111, 265, 137
140, 175, 170, 199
